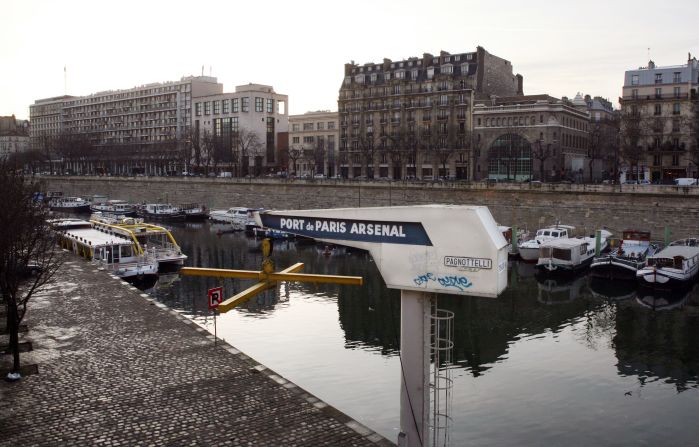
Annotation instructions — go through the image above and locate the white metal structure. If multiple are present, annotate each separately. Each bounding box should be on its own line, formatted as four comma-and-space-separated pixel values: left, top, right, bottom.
257, 205, 508, 447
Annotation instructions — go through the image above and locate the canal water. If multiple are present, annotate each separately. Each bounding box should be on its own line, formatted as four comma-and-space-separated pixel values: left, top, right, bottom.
147, 221, 699, 446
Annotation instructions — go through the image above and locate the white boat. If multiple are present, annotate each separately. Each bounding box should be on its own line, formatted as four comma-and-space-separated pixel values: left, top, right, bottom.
590, 230, 660, 280
90, 199, 138, 217
209, 207, 262, 231
49, 196, 91, 213
138, 203, 185, 220
636, 238, 699, 290
51, 218, 158, 281
518, 224, 575, 262
91, 213, 187, 273
536, 230, 611, 274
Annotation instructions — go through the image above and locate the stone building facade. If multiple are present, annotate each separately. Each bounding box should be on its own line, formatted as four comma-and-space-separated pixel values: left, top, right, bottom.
337, 47, 523, 180
619, 56, 699, 182
192, 84, 288, 176
472, 95, 591, 182
30, 76, 223, 174
0, 115, 30, 159
287, 111, 339, 177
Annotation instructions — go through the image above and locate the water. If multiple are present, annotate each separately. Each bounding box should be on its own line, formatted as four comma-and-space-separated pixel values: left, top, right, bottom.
147, 221, 699, 446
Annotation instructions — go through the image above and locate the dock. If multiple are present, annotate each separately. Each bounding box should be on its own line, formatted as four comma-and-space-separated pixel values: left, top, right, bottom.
0, 258, 393, 446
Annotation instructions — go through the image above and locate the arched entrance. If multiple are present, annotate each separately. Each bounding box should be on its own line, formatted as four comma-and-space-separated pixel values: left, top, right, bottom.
487, 134, 532, 181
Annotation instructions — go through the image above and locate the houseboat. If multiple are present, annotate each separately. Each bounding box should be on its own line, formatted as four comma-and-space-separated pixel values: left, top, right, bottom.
209, 207, 262, 231
138, 203, 185, 220
49, 196, 91, 213
179, 203, 208, 221
590, 230, 660, 280
636, 238, 699, 290
535, 230, 611, 274
91, 199, 138, 217
91, 214, 187, 272
50, 218, 158, 281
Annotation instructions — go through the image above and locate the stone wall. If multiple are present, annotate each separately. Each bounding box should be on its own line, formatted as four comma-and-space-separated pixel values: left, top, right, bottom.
39, 175, 699, 240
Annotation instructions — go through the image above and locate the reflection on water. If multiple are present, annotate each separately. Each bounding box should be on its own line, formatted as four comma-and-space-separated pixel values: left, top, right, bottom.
146, 221, 699, 446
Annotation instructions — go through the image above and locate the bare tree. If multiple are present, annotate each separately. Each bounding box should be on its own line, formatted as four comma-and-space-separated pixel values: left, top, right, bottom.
236, 128, 263, 177
686, 100, 699, 181
199, 130, 216, 175
357, 132, 378, 178
620, 112, 646, 181
531, 139, 553, 182
0, 164, 62, 378
287, 146, 304, 177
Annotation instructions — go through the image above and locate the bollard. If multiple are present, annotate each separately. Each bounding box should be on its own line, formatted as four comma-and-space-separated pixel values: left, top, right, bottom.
664, 226, 672, 246
595, 230, 601, 256
512, 225, 519, 254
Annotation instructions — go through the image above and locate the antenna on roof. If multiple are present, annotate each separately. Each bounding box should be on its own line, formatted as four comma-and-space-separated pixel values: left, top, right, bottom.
201, 65, 204, 76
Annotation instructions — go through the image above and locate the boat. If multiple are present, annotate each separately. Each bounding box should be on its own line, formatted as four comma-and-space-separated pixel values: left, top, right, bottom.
518, 224, 575, 262
590, 230, 660, 280
90, 199, 138, 217
179, 203, 208, 220
636, 238, 699, 291
138, 203, 185, 220
50, 218, 158, 281
49, 196, 92, 213
535, 230, 611, 274
91, 213, 187, 273
208, 207, 262, 231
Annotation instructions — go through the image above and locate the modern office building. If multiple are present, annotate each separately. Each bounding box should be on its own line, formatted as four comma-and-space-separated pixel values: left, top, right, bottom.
619, 56, 699, 182
30, 76, 223, 174
192, 84, 288, 176
287, 111, 339, 177
473, 94, 591, 182
337, 47, 523, 180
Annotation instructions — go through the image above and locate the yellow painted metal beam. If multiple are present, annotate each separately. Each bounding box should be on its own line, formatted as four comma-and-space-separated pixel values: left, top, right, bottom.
267, 272, 363, 285
180, 263, 306, 281
217, 262, 306, 313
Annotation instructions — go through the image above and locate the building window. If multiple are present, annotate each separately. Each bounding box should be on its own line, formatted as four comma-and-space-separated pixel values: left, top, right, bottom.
292, 137, 300, 144
327, 121, 335, 129
655, 88, 662, 99
303, 136, 315, 144
204, 102, 211, 115
195, 103, 201, 116
222, 99, 229, 114
255, 97, 263, 112
631, 74, 639, 85
654, 154, 661, 166
213, 100, 220, 114
242, 97, 250, 112
231, 117, 239, 133
673, 119, 680, 132
232, 98, 239, 113
674, 87, 681, 98
654, 104, 662, 115
674, 72, 681, 83
267, 99, 274, 113
673, 103, 681, 115
303, 123, 313, 130
672, 154, 679, 166
655, 73, 663, 84
317, 122, 324, 130
631, 89, 638, 99
292, 124, 300, 132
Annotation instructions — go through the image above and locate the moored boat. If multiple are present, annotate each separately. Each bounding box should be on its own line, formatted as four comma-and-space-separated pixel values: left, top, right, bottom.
535, 230, 611, 274
518, 224, 575, 262
138, 203, 185, 220
590, 230, 660, 280
180, 203, 208, 220
50, 217, 158, 281
636, 238, 699, 291
209, 207, 262, 231
49, 196, 91, 213
91, 199, 138, 217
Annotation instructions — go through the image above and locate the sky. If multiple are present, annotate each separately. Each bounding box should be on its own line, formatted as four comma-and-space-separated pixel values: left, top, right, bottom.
2, 0, 698, 120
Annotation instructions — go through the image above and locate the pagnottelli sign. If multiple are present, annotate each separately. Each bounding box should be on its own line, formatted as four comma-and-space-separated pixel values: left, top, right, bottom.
444, 256, 492, 270
259, 214, 433, 246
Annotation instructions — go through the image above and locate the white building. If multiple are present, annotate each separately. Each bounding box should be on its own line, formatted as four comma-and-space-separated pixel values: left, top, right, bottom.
193, 84, 288, 176
288, 111, 339, 177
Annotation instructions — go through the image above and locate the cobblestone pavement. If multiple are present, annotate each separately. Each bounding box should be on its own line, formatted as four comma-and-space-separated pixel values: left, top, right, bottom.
0, 259, 393, 446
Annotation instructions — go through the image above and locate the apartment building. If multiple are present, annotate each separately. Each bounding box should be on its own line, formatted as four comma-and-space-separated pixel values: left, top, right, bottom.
0, 115, 30, 159
619, 56, 699, 182
473, 94, 591, 182
337, 47, 523, 180
192, 84, 288, 176
287, 111, 339, 177
30, 76, 222, 174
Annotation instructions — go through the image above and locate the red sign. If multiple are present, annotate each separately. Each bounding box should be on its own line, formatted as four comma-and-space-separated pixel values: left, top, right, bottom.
208, 287, 223, 310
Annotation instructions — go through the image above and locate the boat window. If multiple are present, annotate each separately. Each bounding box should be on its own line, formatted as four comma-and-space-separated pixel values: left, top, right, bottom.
551, 232, 559, 237
539, 247, 552, 258
120, 245, 133, 258
537, 230, 544, 236
543, 231, 551, 236
579, 244, 587, 255
552, 248, 572, 260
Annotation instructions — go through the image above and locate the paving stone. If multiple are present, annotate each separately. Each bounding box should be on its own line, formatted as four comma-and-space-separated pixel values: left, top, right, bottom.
0, 261, 394, 446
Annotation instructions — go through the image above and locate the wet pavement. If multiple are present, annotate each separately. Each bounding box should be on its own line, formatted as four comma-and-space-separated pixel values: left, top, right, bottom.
0, 258, 393, 446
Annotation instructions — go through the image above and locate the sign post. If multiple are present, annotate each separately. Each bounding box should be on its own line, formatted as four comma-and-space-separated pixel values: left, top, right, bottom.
208, 286, 223, 345
256, 205, 508, 447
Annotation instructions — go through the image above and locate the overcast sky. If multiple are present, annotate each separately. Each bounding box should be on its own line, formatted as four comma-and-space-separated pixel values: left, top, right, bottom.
3, 0, 698, 120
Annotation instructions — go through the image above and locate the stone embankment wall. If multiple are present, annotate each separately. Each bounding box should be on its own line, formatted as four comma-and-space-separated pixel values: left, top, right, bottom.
40, 176, 699, 240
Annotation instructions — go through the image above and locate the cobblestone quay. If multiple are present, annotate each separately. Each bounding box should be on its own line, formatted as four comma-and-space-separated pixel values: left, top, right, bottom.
0, 259, 393, 446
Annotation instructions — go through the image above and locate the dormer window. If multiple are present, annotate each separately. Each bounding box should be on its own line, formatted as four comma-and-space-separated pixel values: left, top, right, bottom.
427, 67, 434, 79
442, 64, 453, 74
355, 74, 365, 84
